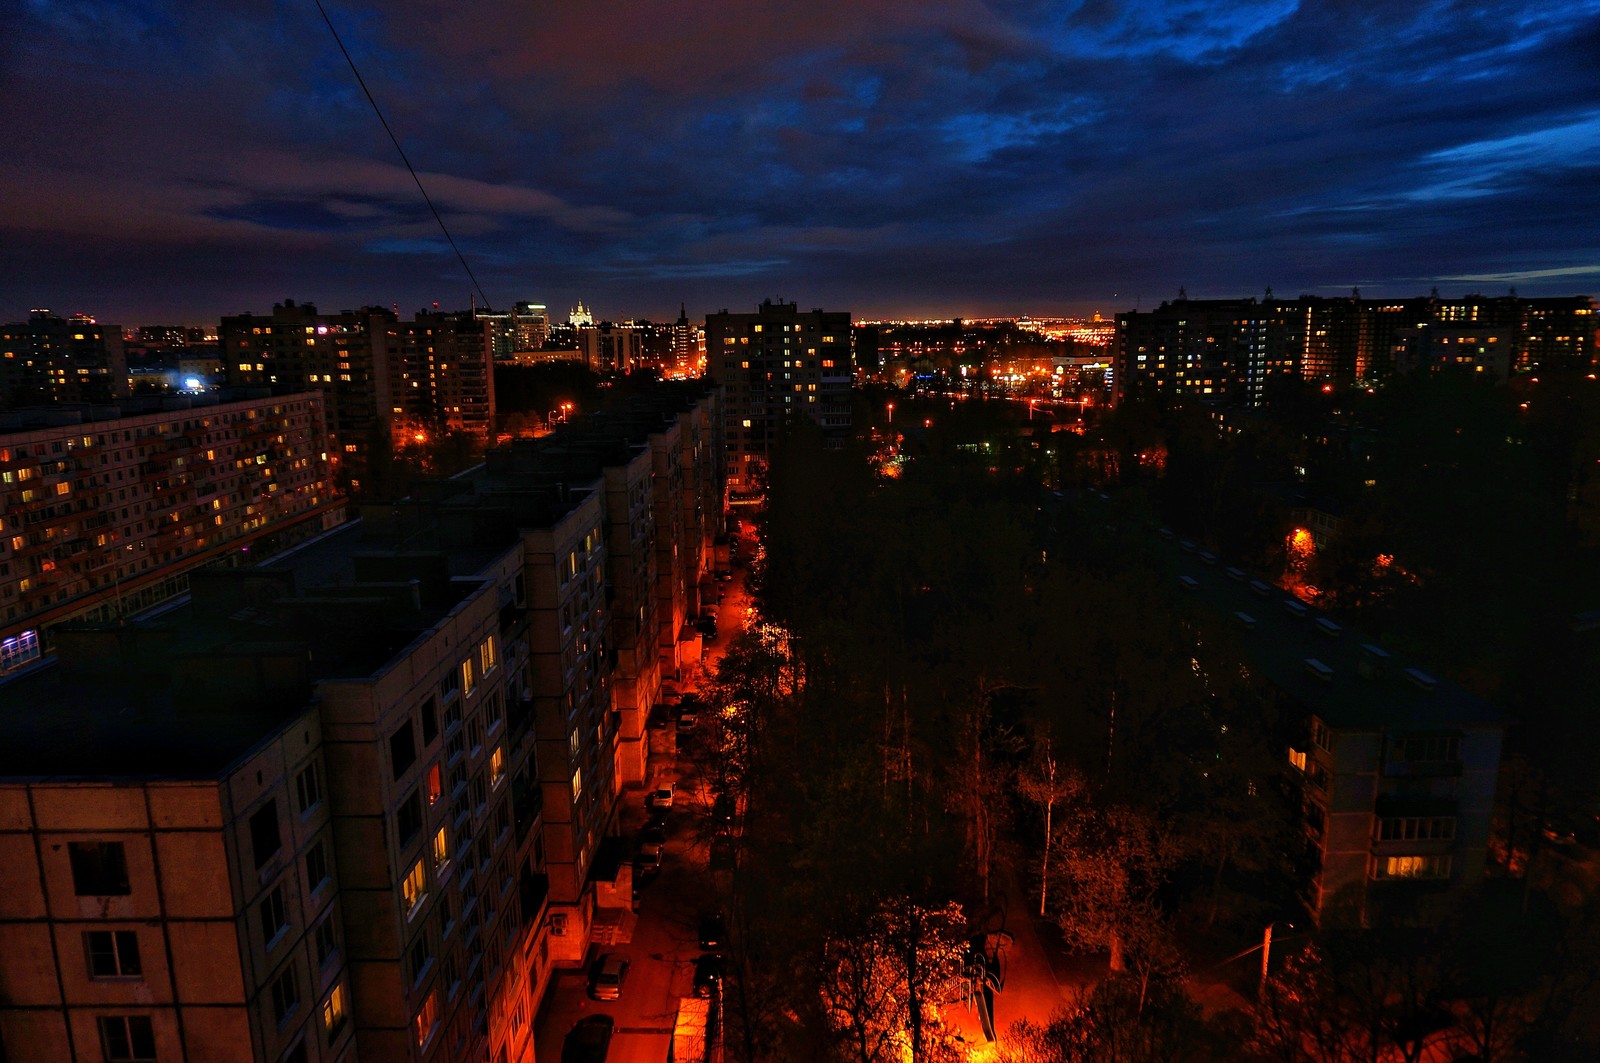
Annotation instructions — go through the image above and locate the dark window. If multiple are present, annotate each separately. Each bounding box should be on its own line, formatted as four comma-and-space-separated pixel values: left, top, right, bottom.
271, 967, 300, 1024
315, 916, 340, 968
250, 801, 281, 870
305, 840, 330, 890
396, 790, 423, 846
260, 885, 288, 948
294, 763, 322, 814
283, 1040, 308, 1063
391, 720, 417, 779
69, 841, 130, 896
408, 935, 433, 985
98, 1016, 156, 1062
420, 698, 439, 745
85, 930, 142, 978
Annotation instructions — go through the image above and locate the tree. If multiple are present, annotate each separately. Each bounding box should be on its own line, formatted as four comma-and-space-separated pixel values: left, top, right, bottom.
1001, 978, 1226, 1063
1049, 800, 1184, 975
1016, 736, 1086, 916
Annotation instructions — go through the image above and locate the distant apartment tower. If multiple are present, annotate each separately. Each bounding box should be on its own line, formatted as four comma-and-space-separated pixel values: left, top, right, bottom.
0, 310, 127, 409
221, 300, 400, 492
222, 301, 498, 491
512, 303, 550, 352
576, 323, 643, 373
1115, 293, 1598, 406
0, 391, 344, 677
706, 300, 851, 495
400, 311, 496, 439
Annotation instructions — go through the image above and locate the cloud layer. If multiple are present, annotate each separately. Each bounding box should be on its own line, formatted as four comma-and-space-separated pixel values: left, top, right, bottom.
2, 0, 1597, 321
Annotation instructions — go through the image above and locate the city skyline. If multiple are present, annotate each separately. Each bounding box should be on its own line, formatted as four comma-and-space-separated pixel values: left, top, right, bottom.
3, 0, 1598, 322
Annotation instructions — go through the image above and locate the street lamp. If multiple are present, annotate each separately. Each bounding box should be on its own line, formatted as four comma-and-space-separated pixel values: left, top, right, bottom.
886, 402, 894, 424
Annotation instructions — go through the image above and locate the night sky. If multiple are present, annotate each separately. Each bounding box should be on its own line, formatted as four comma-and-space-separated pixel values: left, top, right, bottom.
3, 0, 1598, 324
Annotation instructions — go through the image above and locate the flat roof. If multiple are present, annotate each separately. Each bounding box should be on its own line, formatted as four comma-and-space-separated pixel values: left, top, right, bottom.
0, 522, 492, 782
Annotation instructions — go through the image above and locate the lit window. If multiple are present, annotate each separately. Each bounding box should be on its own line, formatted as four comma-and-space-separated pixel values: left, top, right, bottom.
490, 745, 505, 788
414, 991, 439, 1047
432, 826, 449, 870
322, 982, 348, 1036
479, 634, 497, 675
402, 859, 427, 915
461, 657, 476, 697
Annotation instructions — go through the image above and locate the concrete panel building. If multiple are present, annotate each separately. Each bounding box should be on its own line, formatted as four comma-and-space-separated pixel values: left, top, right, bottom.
706, 300, 850, 498
0, 391, 344, 678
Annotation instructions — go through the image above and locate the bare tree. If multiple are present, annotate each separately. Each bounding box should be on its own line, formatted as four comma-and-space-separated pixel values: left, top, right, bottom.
1016, 734, 1086, 916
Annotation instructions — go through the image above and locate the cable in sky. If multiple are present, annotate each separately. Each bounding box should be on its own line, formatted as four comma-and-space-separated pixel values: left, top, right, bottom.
312, 0, 494, 311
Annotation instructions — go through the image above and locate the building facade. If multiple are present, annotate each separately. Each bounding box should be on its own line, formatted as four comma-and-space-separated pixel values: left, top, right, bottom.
221, 302, 497, 493
1, 311, 127, 409
1114, 293, 1598, 406
399, 312, 496, 441
1166, 547, 1504, 924
706, 300, 851, 496
0, 392, 344, 677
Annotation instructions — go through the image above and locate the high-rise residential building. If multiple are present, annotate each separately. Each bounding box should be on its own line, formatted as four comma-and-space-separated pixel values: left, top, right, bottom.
575, 323, 643, 373
473, 308, 518, 361
706, 299, 851, 496
221, 301, 401, 493
221, 301, 498, 493
0, 525, 547, 1063
399, 311, 496, 440
1, 310, 127, 409
0, 381, 722, 1063
0, 391, 344, 678
511, 303, 549, 353
1114, 293, 1599, 406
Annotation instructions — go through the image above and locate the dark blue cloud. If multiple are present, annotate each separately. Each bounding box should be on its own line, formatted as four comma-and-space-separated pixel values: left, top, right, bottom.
1, 0, 1597, 322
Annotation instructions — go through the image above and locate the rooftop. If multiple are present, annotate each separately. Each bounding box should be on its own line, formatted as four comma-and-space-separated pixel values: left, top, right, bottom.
1164, 539, 1502, 732
0, 521, 489, 782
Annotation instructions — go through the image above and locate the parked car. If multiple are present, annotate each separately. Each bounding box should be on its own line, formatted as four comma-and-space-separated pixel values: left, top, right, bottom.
562, 1016, 614, 1063
693, 953, 724, 998
588, 953, 629, 1001
642, 821, 668, 846
637, 840, 662, 874
711, 793, 735, 825
699, 912, 726, 950
650, 783, 675, 809
696, 612, 718, 638
677, 711, 699, 732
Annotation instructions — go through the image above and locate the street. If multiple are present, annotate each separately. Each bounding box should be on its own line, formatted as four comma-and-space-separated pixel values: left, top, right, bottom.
534, 546, 751, 1062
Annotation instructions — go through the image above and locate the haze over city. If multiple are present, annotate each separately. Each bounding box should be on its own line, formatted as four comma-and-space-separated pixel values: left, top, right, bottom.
4, 0, 1599, 322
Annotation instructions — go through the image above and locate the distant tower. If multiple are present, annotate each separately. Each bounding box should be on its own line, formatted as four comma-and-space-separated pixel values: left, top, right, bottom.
569, 302, 594, 327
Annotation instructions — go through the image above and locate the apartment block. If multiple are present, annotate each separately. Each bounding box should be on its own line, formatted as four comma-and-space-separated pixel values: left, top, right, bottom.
0, 391, 344, 677
1167, 548, 1503, 924
0, 381, 723, 1062
706, 300, 851, 496
398, 312, 496, 440
0, 622, 354, 1063
1114, 293, 1598, 406
0, 311, 127, 409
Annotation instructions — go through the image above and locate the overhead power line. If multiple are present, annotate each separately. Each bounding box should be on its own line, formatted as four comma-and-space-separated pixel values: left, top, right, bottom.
312, 0, 494, 310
